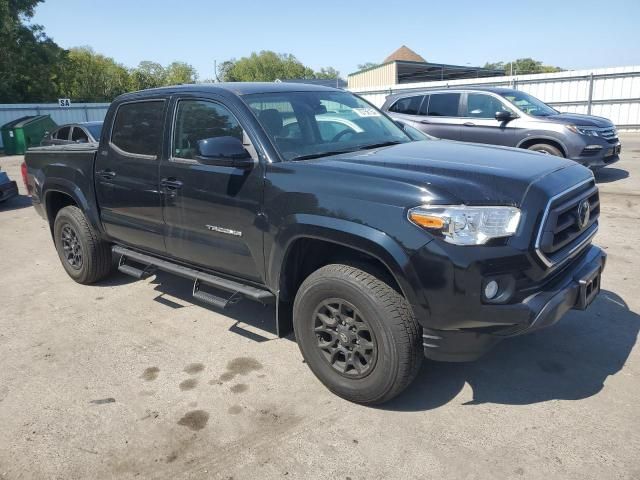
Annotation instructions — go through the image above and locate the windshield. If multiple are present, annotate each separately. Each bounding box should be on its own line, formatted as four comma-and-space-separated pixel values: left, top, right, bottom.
500, 91, 558, 117
244, 91, 411, 161
86, 123, 103, 140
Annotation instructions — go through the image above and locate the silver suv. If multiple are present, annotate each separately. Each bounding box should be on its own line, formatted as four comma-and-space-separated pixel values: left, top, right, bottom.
382, 87, 621, 168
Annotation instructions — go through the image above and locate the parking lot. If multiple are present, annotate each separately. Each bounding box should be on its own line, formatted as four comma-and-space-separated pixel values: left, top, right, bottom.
1, 136, 639, 479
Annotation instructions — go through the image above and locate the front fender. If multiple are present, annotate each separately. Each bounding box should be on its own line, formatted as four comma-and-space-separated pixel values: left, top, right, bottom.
267, 214, 432, 322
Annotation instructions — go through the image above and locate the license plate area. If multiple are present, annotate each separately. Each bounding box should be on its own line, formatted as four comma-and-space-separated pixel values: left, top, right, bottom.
575, 267, 601, 310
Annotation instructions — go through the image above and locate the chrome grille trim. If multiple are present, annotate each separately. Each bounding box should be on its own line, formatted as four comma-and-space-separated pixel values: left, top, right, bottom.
534, 177, 598, 269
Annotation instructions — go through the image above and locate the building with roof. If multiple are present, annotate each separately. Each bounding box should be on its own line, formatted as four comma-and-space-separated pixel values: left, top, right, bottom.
348, 45, 504, 89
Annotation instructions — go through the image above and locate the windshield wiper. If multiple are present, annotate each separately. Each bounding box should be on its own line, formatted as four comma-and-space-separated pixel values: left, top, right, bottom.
357, 140, 403, 150
289, 150, 354, 161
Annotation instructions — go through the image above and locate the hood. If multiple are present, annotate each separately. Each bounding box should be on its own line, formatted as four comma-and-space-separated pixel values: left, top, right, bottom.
540, 112, 614, 128
305, 140, 584, 206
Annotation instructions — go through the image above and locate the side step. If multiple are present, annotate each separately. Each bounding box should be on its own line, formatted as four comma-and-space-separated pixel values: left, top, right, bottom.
112, 245, 275, 306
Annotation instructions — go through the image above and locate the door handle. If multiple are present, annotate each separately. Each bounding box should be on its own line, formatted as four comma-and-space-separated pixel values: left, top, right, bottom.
161, 178, 183, 190
463, 122, 476, 127
97, 169, 116, 179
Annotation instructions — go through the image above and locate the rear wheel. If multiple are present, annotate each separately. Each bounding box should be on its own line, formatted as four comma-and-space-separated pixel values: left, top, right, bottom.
53, 206, 113, 284
293, 264, 422, 404
527, 143, 564, 157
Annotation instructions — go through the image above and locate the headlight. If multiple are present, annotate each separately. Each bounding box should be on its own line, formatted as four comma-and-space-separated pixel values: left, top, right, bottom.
566, 124, 600, 137
408, 205, 521, 245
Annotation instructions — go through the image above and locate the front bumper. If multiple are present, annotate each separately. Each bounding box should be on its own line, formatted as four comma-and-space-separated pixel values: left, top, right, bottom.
569, 140, 621, 169
0, 179, 18, 202
422, 244, 606, 362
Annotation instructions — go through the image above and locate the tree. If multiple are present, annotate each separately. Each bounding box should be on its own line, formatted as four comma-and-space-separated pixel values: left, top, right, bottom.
59, 47, 129, 102
0, 0, 67, 102
129, 61, 166, 91
484, 58, 564, 75
164, 61, 198, 85
218, 51, 317, 82
315, 67, 339, 79
357, 62, 379, 71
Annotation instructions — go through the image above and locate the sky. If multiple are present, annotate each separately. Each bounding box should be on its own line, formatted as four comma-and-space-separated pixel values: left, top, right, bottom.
32, 0, 640, 80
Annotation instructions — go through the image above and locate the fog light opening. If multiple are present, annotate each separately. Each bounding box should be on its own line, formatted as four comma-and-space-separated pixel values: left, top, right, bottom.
484, 280, 499, 300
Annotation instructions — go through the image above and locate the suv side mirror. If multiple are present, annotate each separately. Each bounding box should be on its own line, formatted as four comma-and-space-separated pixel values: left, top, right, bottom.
195, 136, 254, 169
495, 111, 515, 122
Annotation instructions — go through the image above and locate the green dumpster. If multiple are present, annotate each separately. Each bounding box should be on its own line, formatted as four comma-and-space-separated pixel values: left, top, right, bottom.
1, 115, 57, 155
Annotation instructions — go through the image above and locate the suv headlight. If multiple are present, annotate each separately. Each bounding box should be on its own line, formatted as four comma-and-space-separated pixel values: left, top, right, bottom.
566, 124, 600, 137
408, 205, 521, 245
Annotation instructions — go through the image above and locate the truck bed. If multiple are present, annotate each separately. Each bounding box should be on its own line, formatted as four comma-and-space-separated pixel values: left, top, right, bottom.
25, 143, 99, 219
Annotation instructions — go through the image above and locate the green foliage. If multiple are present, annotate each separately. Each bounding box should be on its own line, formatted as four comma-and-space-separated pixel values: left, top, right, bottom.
357, 62, 379, 71
0, 0, 67, 102
483, 58, 564, 75
315, 67, 339, 79
59, 47, 130, 102
164, 61, 198, 86
218, 51, 339, 82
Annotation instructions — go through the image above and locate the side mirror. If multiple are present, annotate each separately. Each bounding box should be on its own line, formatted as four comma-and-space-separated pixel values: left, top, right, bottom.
195, 136, 254, 169
495, 111, 514, 122
394, 120, 406, 130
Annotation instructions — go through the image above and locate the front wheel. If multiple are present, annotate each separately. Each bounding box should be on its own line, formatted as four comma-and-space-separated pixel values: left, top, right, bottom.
527, 143, 564, 157
293, 264, 422, 404
53, 206, 113, 284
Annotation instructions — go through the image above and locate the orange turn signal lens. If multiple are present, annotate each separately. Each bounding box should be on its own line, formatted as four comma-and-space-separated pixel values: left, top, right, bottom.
409, 212, 445, 229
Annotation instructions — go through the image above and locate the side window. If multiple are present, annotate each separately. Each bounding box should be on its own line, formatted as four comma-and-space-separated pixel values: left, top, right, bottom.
173, 100, 243, 160
427, 93, 461, 117
111, 101, 165, 157
389, 95, 424, 115
55, 126, 70, 140
466, 94, 511, 118
71, 127, 89, 143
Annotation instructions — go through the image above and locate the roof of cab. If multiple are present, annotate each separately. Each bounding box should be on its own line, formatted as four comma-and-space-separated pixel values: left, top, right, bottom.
117, 82, 340, 102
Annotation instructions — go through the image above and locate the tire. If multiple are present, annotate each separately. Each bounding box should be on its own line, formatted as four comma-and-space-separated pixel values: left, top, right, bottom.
53, 205, 113, 284
527, 143, 564, 157
293, 264, 422, 404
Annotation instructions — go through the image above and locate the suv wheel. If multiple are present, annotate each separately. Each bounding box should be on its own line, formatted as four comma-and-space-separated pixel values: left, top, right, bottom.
527, 143, 564, 157
293, 264, 422, 404
53, 206, 113, 284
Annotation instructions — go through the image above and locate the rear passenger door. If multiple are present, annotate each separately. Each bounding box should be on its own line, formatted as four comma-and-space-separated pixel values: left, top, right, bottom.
420, 93, 463, 140
94, 99, 167, 254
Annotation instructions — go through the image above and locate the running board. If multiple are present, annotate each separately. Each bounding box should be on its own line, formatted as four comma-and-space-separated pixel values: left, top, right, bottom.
112, 245, 275, 305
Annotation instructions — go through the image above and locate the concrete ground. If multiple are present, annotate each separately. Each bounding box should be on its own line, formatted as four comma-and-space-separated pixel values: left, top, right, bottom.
1, 135, 639, 480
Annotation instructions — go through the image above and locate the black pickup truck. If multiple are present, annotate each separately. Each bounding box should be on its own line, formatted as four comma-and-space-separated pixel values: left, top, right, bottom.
25, 83, 605, 404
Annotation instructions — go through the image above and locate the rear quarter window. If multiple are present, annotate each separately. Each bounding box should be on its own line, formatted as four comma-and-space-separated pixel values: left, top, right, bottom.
111, 101, 165, 157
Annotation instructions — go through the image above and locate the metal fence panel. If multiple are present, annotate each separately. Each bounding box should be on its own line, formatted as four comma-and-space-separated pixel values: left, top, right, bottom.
349, 65, 640, 129
0, 103, 110, 149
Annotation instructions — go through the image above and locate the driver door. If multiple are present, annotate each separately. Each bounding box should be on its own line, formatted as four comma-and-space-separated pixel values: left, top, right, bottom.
159, 96, 265, 282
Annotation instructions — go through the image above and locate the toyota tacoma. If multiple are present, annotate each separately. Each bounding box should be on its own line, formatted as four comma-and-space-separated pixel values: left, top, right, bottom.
24, 83, 606, 404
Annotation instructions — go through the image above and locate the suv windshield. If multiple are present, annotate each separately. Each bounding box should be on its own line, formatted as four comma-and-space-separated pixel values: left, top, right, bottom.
500, 91, 558, 117
244, 91, 410, 161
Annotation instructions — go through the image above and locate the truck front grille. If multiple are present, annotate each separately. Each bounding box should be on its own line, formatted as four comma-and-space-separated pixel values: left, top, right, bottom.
535, 178, 599, 268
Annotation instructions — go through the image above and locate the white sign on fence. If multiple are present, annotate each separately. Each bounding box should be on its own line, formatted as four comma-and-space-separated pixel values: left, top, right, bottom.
58, 98, 71, 108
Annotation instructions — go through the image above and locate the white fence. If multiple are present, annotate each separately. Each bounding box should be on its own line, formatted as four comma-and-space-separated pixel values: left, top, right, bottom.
0, 103, 110, 149
349, 65, 640, 130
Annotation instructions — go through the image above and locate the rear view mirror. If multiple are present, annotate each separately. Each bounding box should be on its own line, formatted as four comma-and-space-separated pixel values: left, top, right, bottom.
495, 111, 514, 122
196, 136, 254, 169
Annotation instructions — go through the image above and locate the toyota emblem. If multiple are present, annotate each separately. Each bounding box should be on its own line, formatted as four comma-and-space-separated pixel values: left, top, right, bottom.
576, 199, 591, 230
